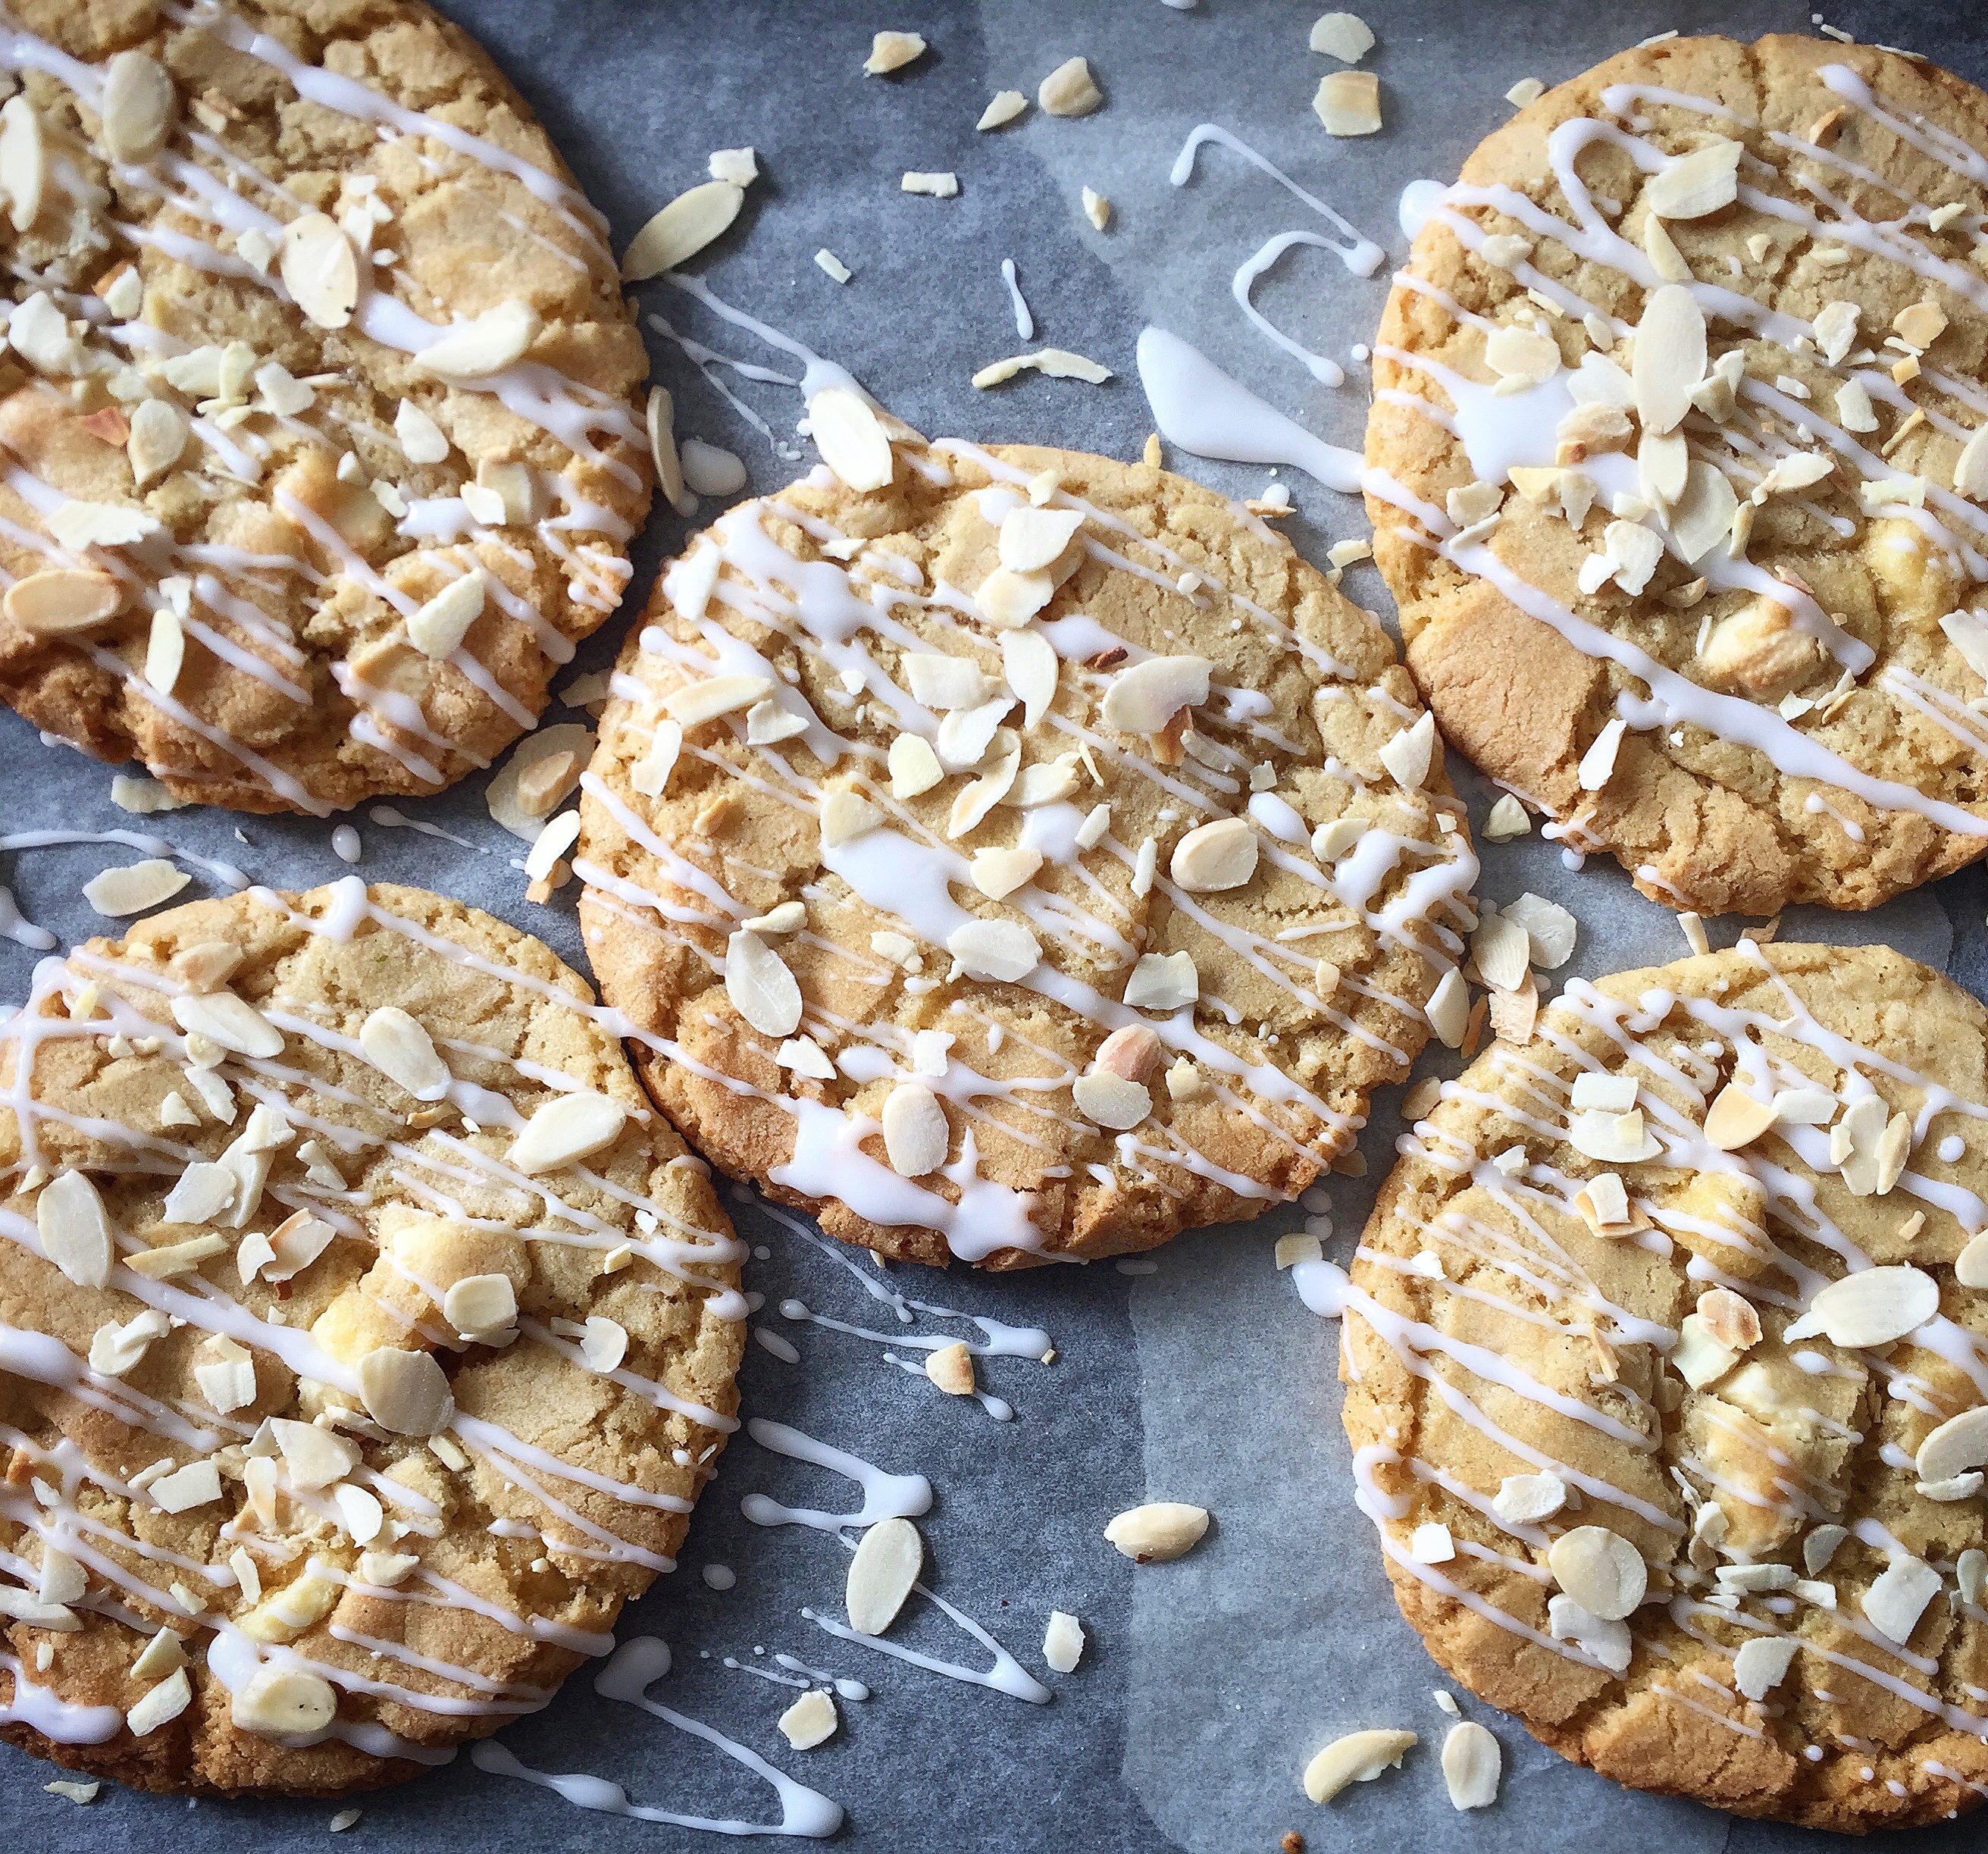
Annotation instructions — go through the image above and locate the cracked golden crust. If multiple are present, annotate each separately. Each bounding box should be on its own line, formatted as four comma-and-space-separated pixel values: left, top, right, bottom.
0, 883, 740, 1796
1366, 34, 1988, 914
1345, 943, 1988, 1830
580, 443, 1472, 1267
0, 0, 650, 814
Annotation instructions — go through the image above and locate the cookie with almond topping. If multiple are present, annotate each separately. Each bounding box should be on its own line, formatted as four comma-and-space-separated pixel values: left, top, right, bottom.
0, 881, 741, 1795
1342, 939, 1988, 1829
0, 0, 650, 816
1367, 33, 1988, 915
578, 438, 1479, 1267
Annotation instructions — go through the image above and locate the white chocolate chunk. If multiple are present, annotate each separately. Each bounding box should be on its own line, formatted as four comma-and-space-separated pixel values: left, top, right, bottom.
232, 1666, 337, 1739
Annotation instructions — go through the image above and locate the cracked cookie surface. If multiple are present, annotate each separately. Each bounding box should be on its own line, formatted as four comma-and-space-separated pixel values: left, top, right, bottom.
578, 439, 1478, 1266
1342, 941, 1988, 1829
1367, 34, 1988, 914
0, 0, 650, 815
0, 881, 741, 1794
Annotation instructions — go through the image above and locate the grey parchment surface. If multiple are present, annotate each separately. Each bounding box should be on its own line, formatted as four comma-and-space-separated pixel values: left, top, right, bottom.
2, 2, 1987, 1851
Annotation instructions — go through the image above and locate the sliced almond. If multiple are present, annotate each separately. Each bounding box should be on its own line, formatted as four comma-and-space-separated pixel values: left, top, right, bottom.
507, 1090, 628, 1173
0, 96, 44, 232
1043, 1609, 1085, 1672
1102, 655, 1210, 735
847, 1516, 922, 1635
621, 180, 744, 281
1312, 69, 1381, 136
726, 929, 803, 1036
127, 399, 189, 487
1104, 1500, 1209, 1562
1914, 1405, 1988, 1484
808, 387, 893, 492
101, 50, 178, 164
171, 989, 283, 1058
664, 672, 772, 728
1548, 1525, 1645, 1621
1786, 1264, 1937, 1348
358, 1345, 455, 1436
3, 568, 124, 636
1704, 1082, 1776, 1151
1038, 56, 1103, 117
269, 1417, 359, 1489
946, 917, 1040, 982
83, 857, 189, 917
36, 1173, 114, 1289
1169, 817, 1257, 892
415, 299, 540, 380
864, 30, 927, 75
1732, 1636, 1799, 1702
881, 1082, 949, 1177
1440, 1720, 1501, 1810
232, 1666, 337, 1739
1644, 138, 1741, 219
279, 213, 360, 330
358, 1006, 449, 1100
1862, 1556, 1941, 1646
1632, 284, 1706, 436
778, 1687, 838, 1749
978, 90, 1028, 131
1304, 1728, 1416, 1803
998, 506, 1085, 572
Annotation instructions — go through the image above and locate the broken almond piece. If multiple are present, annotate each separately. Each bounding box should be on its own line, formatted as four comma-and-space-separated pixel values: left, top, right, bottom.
1313, 70, 1381, 136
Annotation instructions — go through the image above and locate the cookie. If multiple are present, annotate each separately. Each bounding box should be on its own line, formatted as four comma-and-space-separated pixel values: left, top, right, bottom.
1366, 34, 1988, 916
0, 0, 651, 816
1337, 939, 1988, 1829
577, 433, 1479, 1267
0, 880, 743, 1796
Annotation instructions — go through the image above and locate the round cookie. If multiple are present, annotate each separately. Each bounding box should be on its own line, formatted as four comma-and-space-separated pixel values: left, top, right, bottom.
0, 880, 743, 1796
1338, 940, 1988, 1829
577, 436, 1479, 1267
1366, 34, 1988, 915
0, 0, 651, 815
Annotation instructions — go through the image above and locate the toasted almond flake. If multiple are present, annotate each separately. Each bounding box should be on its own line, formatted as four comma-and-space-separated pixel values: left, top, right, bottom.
1072, 1068, 1151, 1130
1104, 1501, 1209, 1562
1863, 1556, 1940, 1645
864, 30, 926, 74
847, 1516, 922, 1634
1425, 967, 1469, 1050
1483, 794, 1531, 841
901, 170, 960, 198
1483, 324, 1560, 389
1169, 816, 1257, 892
1633, 284, 1705, 435
279, 213, 359, 329
415, 299, 540, 379
622, 180, 744, 280
1000, 505, 1085, 573
946, 916, 1040, 982
1956, 1231, 1988, 1288
233, 1666, 337, 1739
126, 1666, 193, 1737
971, 346, 1113, 389
1102, 653, 1210, 734
777, 1687, 838, 1750
403, 569, 485, 660
1704, 1082, 1777, 1151
975, 565, 1056, 630
1492, 1471, 1567, 1525
808, 387, 894, 492
1440, 1721, 1501, 1810
725, 929, 804, 1037
507, 1090, 628, 1174
82, 857, 189, 918
1786, 1264, 1937, 1348
522, 808, 581, 884
970, 844, 1042, 900
1732, 1636, 1799, 1702
1642, 209, 1690, 280
1645, 138, 1742, 219
1313, 69, 1381, 136
1308, 11, 1374, 61
643, 384, 696, 517
923, 1339, 975, 1396
1304, 1728, 1416, 1803
978, 89, 1028, 130
2, 568, 124, 636
1548, 1525, 1646, 1621
881, 1082, 949, 1177
1038, 55, 1102, 117
358, 1345, 454, 1436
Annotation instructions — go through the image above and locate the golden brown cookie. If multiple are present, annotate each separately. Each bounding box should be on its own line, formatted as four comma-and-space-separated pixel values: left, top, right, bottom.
1338, 940, 1988, 1829
1366, 34, 1988, 915
0, 880, 743, 1795
0, 0, 651, 815
577, 434, 1479, 1267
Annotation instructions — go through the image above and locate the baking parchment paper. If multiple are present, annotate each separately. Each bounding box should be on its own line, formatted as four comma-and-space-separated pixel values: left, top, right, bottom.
1, 2, 1985, 1850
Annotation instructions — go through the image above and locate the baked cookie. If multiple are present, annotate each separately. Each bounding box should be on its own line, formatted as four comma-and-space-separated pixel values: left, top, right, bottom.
577, 433, 1479, 1267
1338, 940, 1988, 1829
0, 880, 743, 1796
0, 0, 650, 816
1367, 34, 1988, 915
